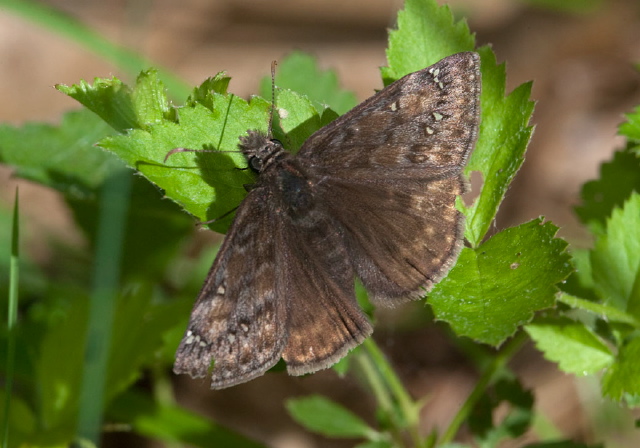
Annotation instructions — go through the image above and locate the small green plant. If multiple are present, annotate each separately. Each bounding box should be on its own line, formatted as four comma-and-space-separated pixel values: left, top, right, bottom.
1, 0, 639, 446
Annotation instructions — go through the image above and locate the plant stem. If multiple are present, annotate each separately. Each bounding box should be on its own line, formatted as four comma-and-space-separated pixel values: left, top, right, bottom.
438, 331, 527, 445
358, 338, 424, 447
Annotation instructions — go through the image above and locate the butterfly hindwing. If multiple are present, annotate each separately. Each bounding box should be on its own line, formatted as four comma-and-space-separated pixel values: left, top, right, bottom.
269, 190, 373, 375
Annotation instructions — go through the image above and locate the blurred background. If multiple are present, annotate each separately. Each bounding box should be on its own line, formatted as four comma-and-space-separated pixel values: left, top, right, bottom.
1, 0, 640, 446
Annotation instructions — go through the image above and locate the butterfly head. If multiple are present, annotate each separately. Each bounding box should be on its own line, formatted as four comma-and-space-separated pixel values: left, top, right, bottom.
238, 129, 286, 174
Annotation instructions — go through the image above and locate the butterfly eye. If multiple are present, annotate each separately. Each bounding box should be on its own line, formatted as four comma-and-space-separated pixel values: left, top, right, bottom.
270, 138, 283, 147
248, 156, 262, 172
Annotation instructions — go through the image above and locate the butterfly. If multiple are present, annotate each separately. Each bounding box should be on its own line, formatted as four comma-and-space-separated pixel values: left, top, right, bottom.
173, 52, 481, 389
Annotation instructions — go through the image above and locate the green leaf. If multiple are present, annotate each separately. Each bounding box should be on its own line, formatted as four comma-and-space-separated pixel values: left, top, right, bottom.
108, 390, 265, 447
355, 441, 394, 448
602, 336, 640, 403
273, 88, 325, 150
559, 249, 599, 302
260, 51, 358, 115
35, 288, 89, 439
429, 219, 572, 345
590, 193, 640, 312
575, 147, 640, 234
557, 294, 640, 327
0, 109, 120, 197
131, 70, 172, 128
56, 77, 140, 133
462, 48, 535, 246
525, 317, 614, 375
186, 72, 231, 109
619, 104, 640, 142
473, 378, 534, 448
105, 284, 192, 401
382, 0, 475, 82
523, 441, 604, 448
56, 70, 173, 133
100, 94, 270, 232
286, 395, 379, 440
0, 390, 36, 447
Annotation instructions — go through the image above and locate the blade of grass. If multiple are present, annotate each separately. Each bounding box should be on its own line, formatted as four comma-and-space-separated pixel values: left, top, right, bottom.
2, 188, 20, 447
0, 0, 190, 99
76, 169, 132, 443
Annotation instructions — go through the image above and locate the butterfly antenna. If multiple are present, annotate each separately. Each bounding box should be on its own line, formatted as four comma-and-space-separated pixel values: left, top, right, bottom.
267, 60, 277, 139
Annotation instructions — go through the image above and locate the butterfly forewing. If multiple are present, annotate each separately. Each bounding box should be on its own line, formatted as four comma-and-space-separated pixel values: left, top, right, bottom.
298, 52, 480, 178
297, 51, 480, 303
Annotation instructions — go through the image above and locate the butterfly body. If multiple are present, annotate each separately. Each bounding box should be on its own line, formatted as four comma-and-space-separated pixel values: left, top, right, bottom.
174, 52, 481, 389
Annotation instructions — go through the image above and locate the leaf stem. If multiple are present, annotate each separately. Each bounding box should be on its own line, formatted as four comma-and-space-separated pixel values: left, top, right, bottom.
357, 338, 424, 447
438, 331, 527, 445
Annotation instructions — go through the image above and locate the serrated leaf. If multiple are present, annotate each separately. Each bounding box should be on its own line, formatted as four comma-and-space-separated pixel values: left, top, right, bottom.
131, 70, 171, 128
100, 94, 270, 232
429, 219, 572, 345
186, 72, 231, 109
260, 51, 357, 115
286, 395, 379, 440
619, 104, 640, 142
462, 48, 535, 246
575, 147, 640, 233
602, 336, 640, 403
56, 77, 139, 133
274, 88, 324, 150
525, 317, 614, 375
0, 109, 120, 197
381, 0, 475, 82
590, 193, 640, 312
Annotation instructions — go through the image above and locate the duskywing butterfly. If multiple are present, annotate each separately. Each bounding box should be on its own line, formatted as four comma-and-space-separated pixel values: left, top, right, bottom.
173, 52, 481, 389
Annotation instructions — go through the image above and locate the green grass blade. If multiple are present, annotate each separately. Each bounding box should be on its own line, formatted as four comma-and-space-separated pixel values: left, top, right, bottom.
2, 188, 20, 447
76, 169, 132, 443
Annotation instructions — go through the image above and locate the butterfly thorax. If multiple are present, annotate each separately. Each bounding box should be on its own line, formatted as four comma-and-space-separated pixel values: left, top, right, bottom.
238, 130, 288, 174
239, 130, 316, 220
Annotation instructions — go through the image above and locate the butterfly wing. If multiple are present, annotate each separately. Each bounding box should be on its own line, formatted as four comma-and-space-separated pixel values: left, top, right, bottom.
297, 52, 481, 304
298, 52, 480, 178
272, 200, 373, 375
174, 188, 287, 389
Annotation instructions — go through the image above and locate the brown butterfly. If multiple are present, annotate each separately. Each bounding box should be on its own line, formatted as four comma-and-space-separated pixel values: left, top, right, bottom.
173, 52, 481, 389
